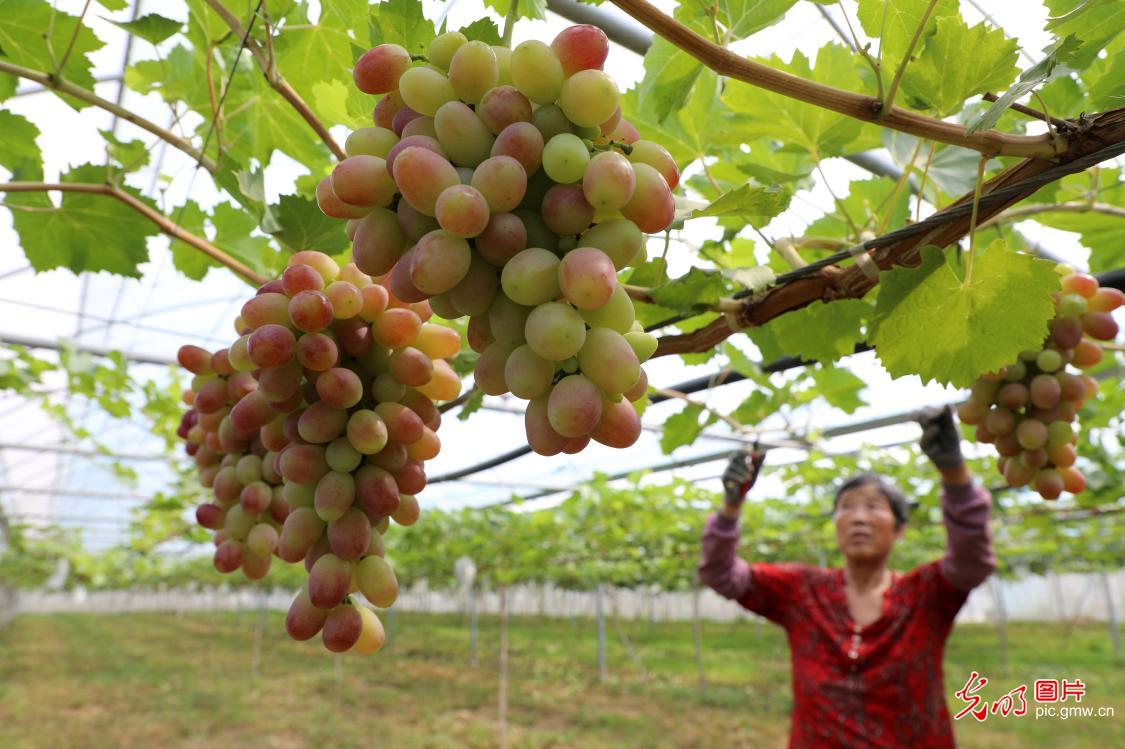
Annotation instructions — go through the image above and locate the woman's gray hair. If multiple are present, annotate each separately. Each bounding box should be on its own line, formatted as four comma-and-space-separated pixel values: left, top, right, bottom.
833, 473, 910, 529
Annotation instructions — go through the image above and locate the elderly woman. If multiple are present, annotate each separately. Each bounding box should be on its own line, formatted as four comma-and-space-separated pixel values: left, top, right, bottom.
699, 406, 996, 749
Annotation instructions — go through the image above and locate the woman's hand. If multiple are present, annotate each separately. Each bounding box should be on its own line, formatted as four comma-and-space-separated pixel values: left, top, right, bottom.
721, 447, 766, 513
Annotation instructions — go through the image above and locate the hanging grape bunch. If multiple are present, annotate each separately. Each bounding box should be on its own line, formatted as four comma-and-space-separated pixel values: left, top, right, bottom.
176, 251, 463, 655
320, 24, 678, 456
958, 268, 1122, 500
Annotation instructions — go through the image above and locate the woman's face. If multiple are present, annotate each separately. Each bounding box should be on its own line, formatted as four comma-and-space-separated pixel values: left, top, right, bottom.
833, 483, 903, 563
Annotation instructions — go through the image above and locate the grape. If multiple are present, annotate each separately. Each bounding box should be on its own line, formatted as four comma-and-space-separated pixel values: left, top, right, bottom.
327, 507, 372, 561
392, 106, 423, 136
278, 507, 326, 563
230, 390, 278, 433
345, 127, 399, 159
354, 44, 411, 94
501, 248, 562, 306
488, 293, 533, 345
353, 606, 386, 654
356, 555, 398, 607
324, 437, 362, 474
316, 177, 371, 219
467, 314, 494, 353
628, 140, 680, 190
352, 208, 407, 277
283, 482, 315, 509
398, 66, 457, 117
474, 341, 517, 395
491, 122, 544, 174
1056, 293, 1088, 318
434, 184, 490, 238
623, 368, 648, 402
1082, 311, 1119, 341
449, 254, 500, 316
1073, 339, 1103, 369
314, 470, 357, 522
591, 398, 642, 449
1029, 374, 1061, 410
1046, 419, 1074, 448
476, 212, 528, 267
336, 315, 376, 356
326, 282, 364, 320
559, 247, 617, 310
283, 264, 325, 296
478, 85, 533, 134
289, 291, 334, 333
504, 344, 556, 399
578, 284, 635, 333
542, 184, 595, 235
429, 31, 467, 70
583, 151, 636, 212
471, 155, 527, 213
242, 292, 291, 329
298, 401, 348, 444
1057, 372, 1085, 403
373, 90, 404, 129
1003, 458, 1035, 487
997, 382, 1029, 411
355, 465, 400, 518
193, 378, 228, 414
551, 24, 609, 76
542, 134, 590, 184
525, 395, 568, 456
1059, 466, 1086, 493
414, 323, 462, 360
418, 359, 461, 402
213, 539, 245, 573
558, 69, 619, 128
246, 522, 279, 556
409, 229, 473, 294
197, 503, 226, 530
178, 345, 213, 375
386, 134, 447, 174
393, 148, 462, 218
392, 459, 427, 495
621, 163, 676, 233
448, 40, 499, 104
402, 116, 438, 139
392, 494, 420, 526
372, 372, 406, 402
577, 328, 641, 395
1019, 448, 1048, 470
1016, 419, 1048, 450
434, 101, 495, 167
279, 444, 330, 484
240, 481, 272, 515
1035, 469, 1064, 500
1036, 348, 1063, 373
315, 367, 363, 409
405, 427, 441, 461
597, 107, 622, 139
331, 156, 396, 208
372, 307, 423, 348
994, 432, 1021, 457
1050, 317, 1084, 349
985, 408, 1015, 437
624, 331, 658, 362
389, 347, 433, 387
1061, 273, 1099, 298
525, 302, 587, 361
547, 374, 603, 438
401, 389, 441, 428
1089, 287, 1124, 312
511, 39, 565, 104
286, 587, 329, 640
531, 104, 574, 142
375, 402, 425, 444
321, 603, 362, 652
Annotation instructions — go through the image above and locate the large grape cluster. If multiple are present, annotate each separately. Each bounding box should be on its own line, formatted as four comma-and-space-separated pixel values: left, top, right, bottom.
319, 24, 679, 455
958, 268, 1122, 499
176, 250, 462, 654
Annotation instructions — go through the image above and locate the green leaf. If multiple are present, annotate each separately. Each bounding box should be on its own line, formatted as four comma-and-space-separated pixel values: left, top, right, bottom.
108, 13, 183, 45
690, 184, 791, 227
169, 200, 215, 281
856, 0, 959, 83
125, 44, 211, 111
98, 130, 150, 173
0, 0, 105, 109
8, 164, 157, 277
267, 194, 349, 254
648, 267, 731, 315
623, 69, 724, 169
0, 111, 43, 180
871, 242, 1060, 387
458, 18, 502, 45
678, 0, 798, 41
627, 257, 669, 288
457, 388, 484, 421
766, 299, 871, 365
901, 17, 1019, 117
660, 403, 711, 454
809, 366, 867, 414
275, 0, 369, 124
1045, 0, 1125, 67
1034, 212, 1125, 274
1083, 34, 1125, 111
482, 0, 548, 24
214, 156, 267, 218
94, 0, 127, 10
722, 45, 875, 157
805, 177, 910, 239
371, 0, 438, 55
312, 79, 371, 129
965, 36, 1080, 135
212, 202, 276, 275
636, 36, 704, 124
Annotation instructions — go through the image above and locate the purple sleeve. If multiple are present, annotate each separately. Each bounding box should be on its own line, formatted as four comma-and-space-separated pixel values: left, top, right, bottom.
697, 512, 752, 600
939, 481, 997, 591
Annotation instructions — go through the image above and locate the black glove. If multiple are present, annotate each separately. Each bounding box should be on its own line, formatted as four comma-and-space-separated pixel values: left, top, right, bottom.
914, 405, 963, 470
721, 447, 766, 505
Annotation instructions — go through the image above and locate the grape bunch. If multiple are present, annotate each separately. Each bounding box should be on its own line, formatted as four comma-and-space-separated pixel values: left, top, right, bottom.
319, 24, 678, 455
176, 250, 462, 654
958, 268, 1122, 499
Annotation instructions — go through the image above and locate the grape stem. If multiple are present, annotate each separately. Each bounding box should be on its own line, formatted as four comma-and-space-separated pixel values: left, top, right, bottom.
202, 0, 346, 161
0, 181, 269, 286
501, 0, 521, 47
608, 0, 1061, 158
976, 201, 1125, 232
0, 60, 217, 173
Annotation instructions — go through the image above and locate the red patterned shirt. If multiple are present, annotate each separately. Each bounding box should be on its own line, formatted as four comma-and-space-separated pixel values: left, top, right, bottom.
699, 482, 995, 748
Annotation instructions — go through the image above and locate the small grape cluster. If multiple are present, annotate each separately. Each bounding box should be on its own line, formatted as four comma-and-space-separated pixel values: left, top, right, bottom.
176, 250, 462, 654
318, 24, 679, 456
958, 269, 1122, 499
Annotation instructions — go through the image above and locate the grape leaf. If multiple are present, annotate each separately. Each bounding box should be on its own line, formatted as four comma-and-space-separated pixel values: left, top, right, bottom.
678, 0, 798, 42
312, 79, 370, 129
966, 36, 1080, 135
214, 156, 267, 219
185, 0, 229, 52
125, 44, 211, 111
0, 0, 105, 109
690, 184, 791, 227
0, 111, 43, 180
623, 70, 724, 168
8, 164, 157, 277
636, 36, 704, 124
268, 194, 349, 254
856, 0, 958, 78
169, 200, 216, 281
275, 0, 368, 123
805, 178, 910, 239
457, 388, 484, 421
99, 130, 150, 173
809, 366, 867, 414
213, 202, 277, 276
901, 17, 1019, 117
0, 73, 15, 103
108, 13, 183, 45
648, 268, 732, 315
660, 403, 712, 454
1033, 212, 1125, 274
458, 18, 502, 45
1045, 0, 1125, 67
94, 0, 127, 10
483, 0, 548, 24
371, 0, 438, 54
766, 299, 872, 365
722, 44, 878, 157
1083, 34, 1125, 111
871, 242, 1060, 387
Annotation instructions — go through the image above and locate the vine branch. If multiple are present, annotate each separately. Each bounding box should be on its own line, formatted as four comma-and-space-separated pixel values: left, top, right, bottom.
0, 60, 217, 173
609, 0, 1061, 158
976, 201, 1125, 232
203, 0, 347, 161
0, 182, 268, 286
